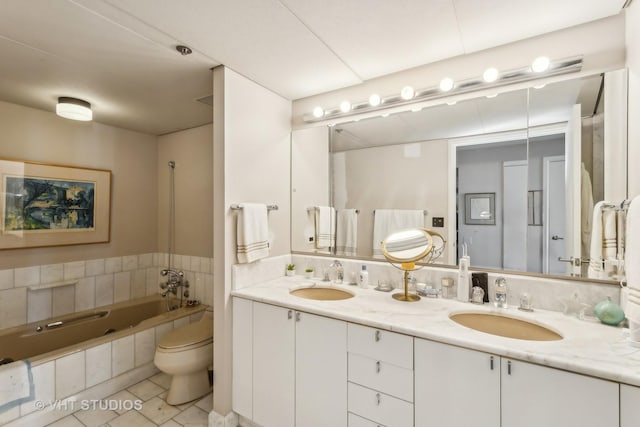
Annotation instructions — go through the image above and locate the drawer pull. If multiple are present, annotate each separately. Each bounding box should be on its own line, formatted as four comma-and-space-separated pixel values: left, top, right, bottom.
507, 360, 512, 375
375, 330, 381, 342
490, 356, 494, 370
296, 312, 301, 322
376, 392, 381, 406
376, 361, 381, 374
287, 310, 292, 320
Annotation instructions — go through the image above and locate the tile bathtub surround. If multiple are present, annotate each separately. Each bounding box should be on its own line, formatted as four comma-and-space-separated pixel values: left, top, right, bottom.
0, 252, 214, 331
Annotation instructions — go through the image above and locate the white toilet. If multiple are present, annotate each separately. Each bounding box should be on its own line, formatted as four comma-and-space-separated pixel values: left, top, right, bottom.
154, 306, 213, 405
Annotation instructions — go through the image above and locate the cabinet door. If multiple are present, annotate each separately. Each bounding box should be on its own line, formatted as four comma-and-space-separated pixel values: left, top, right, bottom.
231, 297, 252, 419
621, 384, 640, 427
501, 358, 619, 427
253, 302, 295, 427
296, 311, 347, 427
414, 339, 500, 427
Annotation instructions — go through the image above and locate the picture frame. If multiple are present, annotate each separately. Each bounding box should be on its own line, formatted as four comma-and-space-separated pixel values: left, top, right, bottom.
464, 192, 495, 225
0, 159, 111, 249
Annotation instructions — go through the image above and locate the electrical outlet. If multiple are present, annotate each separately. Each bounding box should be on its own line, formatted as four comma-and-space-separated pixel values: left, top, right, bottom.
432, 217, 444, 227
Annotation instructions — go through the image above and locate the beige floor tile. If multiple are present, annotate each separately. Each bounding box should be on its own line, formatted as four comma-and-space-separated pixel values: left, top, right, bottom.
107, 410, 157, 427
106, 390, 142, 415
195, 392, 213, 413
46, 415, 84, 427
138, 396, 181, 425
127, 379, 165, 401
73, 407, 119, 427
173, 405, 209, 426
148, 372, 172, 390
158, 420, 182, 427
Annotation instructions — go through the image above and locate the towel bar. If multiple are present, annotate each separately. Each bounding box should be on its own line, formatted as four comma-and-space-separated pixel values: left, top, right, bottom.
230, 204, 278, 211
373, 209, 428, 215
307, 207, 359, 214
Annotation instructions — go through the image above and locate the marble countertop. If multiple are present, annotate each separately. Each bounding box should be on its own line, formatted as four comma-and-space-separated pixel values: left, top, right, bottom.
232, 276, 640, 387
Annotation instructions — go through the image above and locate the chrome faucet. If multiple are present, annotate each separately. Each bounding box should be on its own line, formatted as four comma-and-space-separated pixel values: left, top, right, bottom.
160, 269, 189, 299
328, 260, 344, 284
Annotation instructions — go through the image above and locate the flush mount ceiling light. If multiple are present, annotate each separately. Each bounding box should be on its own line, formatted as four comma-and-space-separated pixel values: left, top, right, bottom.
304, 55, 582, 123
56, 97, 92, 121
312, 106, 324, 118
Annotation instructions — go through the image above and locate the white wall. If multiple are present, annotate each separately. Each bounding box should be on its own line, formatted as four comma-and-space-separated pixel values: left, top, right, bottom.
626, 4, 640, 198
212, 66, 292, 415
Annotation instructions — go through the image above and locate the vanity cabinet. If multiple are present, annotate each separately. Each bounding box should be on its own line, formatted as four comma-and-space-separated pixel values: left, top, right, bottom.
232, 298, 347, 427
347, 323, 414, 427
620, 384, 640, 427
415, 338, 619, 427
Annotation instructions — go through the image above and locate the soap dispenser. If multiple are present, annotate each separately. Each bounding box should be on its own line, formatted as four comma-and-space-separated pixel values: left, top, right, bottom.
494, 277, 508, 308
457, 244, 471, 302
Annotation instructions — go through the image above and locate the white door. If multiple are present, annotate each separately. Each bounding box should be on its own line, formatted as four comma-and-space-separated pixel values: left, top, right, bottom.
501, 359, 618, 427
252, 302, 295, 427
503, 160, 528, 270
295, 312, 347, 427
415, 339, 500, 427
544, 156, 567, 274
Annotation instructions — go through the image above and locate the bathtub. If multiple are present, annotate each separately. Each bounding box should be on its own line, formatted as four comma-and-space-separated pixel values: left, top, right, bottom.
0, 294, 204, 364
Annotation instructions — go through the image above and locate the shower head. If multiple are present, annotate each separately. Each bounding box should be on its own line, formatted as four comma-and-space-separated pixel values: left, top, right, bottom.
168, 161, 175, 168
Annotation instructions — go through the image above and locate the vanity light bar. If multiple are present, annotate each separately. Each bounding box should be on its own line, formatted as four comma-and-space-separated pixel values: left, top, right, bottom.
304, 56, 583, 123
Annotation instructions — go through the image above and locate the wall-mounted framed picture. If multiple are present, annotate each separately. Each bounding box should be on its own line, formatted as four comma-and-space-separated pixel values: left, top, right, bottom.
0, 159, 111, 249
464, 192, 495, 225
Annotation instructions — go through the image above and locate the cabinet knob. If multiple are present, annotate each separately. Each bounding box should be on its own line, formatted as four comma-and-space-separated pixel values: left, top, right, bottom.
296, 312, 301, 322
375, 392, 381, 406
376, 361, 381, 374
375, 330, 381, 342
507, 360, 512, 375
287, 310, 292, 320
490, 356, 494, 371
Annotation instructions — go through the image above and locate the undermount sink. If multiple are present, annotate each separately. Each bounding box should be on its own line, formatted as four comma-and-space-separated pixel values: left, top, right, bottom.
449, 312, 563, 341
290, 286, 354, 301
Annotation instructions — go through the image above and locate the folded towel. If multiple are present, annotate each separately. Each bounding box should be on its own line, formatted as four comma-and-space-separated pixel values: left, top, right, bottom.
336, 209, 357, 256
588, 201, 608, 279
373, 209, 424, 258
617, 208, 626, 260
0, 360, 34, 413
236, 203, 270, 264
602, 207, 617, 259
315, 206, 335, 249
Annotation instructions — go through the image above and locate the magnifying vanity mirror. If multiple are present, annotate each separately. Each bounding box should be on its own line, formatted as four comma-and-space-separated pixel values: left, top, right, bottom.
380, 228, 445, 302
291, 68, 628, 284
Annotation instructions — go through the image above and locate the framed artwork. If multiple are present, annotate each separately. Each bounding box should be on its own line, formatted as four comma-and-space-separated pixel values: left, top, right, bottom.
465, 192, 495, 225
0, 159, 111, 249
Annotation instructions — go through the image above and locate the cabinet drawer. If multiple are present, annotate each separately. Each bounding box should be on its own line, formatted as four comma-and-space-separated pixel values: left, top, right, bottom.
348, 353, 413, 402
349, 412, 385, 427
348, 382, 413, 427
348, 323, 413, 369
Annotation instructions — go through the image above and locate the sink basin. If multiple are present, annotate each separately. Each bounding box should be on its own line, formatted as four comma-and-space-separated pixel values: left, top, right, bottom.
290, 286, 354, 301
449, 312, 562, 341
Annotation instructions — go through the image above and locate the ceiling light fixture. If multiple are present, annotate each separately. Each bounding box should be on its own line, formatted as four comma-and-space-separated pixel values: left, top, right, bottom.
312, 106, 324, 118
439, 78, 454, 92
482, 67, 499, 83
531, 56, 551, 73
303, 56, 582, 123
56, 97, 92, 121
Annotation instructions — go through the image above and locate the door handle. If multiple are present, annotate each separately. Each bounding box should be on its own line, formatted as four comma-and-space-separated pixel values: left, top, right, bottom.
551, 235, 564, 240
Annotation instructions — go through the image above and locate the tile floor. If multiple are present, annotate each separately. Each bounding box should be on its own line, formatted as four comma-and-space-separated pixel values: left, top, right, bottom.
45, 372, 212, 427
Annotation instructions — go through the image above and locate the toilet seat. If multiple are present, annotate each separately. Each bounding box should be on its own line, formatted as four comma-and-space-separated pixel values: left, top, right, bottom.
158, 321, 213, 353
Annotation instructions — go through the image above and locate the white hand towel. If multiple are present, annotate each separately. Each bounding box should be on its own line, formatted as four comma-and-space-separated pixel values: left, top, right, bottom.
336, 209, 357, 256
588, 201, 608, 279
0, 360, 34, 412
602, 207, 618, 259
373, 209, 424, 258
315, 206, 335, 249
581, 163, 594, 256
236, 203, 270, 264
625, 195, 640, 325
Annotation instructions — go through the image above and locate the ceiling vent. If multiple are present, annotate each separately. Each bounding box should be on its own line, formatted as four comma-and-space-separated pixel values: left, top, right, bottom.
196, 94, 213, 106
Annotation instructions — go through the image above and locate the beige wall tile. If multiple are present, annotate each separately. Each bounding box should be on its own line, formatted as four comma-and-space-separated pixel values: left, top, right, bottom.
27, 288, 52, 323
112, 335, 134, 376
63, 261, 85, 280
75, 277, 96, 312
14, 266, 40, 287
85, 259, 105, 277
105, 257, 123, 274
0, 287, 27, 328
41, 264, 64, 284
21, 361, 55, 416
134, 328, 156, 367
0, 269, 13, 290
113, 271, 131, 303
95, 274, 114, 307
55, 351, 85, 399
86, 342, 112, 388
52, 285, 75, 317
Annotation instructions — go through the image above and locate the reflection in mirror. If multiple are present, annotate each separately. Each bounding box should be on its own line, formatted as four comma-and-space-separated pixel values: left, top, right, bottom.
290, 70, 627, 282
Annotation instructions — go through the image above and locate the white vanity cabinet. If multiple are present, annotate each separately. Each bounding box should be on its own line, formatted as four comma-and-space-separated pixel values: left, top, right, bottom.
347, 323, 414, 427
621, 384, 640, 427
415, 338, 619, 427
231, 298, 347, 427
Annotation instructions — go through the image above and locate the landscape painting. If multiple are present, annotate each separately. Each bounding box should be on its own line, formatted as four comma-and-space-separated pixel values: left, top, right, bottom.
0, 159, 111, 249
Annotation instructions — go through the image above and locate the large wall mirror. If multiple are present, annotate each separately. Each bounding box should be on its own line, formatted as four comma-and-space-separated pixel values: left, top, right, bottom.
291, 69, 628, 283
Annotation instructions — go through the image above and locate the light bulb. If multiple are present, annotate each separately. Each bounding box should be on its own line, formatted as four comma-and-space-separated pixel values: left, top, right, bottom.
439, 78, 454, 92
369, 94, 382, 107
312, 106, 324, 118
533, 84, 546, 89
400, 86, 415, 100
483, 67, 499, 83
532, 56, 550, 73
339, 101, 351, 113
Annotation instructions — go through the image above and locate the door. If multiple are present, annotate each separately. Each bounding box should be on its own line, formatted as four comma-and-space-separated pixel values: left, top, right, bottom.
501, 359, 618, 427
252, 302, 295, 427
415, 339, 500, 427
543, 156, 567, 274
295, 311, 347, 427
503, 160, 528, 270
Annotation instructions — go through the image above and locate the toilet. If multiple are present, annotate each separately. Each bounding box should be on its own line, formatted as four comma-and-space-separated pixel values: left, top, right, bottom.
154, 306, 213, 405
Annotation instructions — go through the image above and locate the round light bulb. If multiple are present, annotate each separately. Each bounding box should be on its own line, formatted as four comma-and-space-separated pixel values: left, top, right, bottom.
532, 56, 550, 73
369, 94, 382, 107
446, 101, 457, 106
400, 86, 415, 100
312, 106, 324, 118
483, 67, 499, 83
439, 78, 454, 92
533, 83, 546, 89
339, 100, 351, 113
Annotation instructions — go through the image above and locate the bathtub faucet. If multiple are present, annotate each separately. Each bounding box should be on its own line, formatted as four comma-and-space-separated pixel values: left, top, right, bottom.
160, 269, 189, 301
161, 268, 184, 285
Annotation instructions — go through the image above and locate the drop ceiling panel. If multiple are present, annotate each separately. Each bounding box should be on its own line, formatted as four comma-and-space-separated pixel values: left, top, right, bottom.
105, 0, 362, 99
453, 0, 626, 53
280, 0, 465, 80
